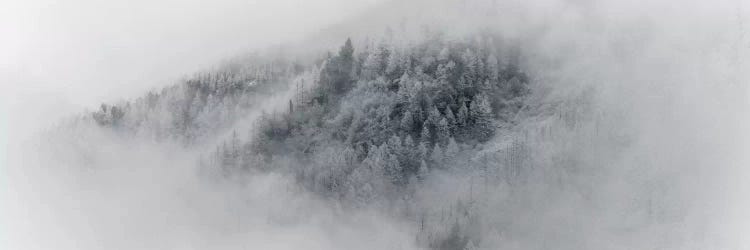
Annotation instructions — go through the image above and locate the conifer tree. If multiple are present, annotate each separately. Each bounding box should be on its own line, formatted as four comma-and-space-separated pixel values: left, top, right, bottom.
470, 94, 494, 141
387, 135, 403, 155
417, 141, 429, 160
319, 38, 356, 97
385, 46, 402, 78
384, 153, 402, 185
436, 61, 455, 85
461, 49, 479, 85
457, 101, 469, 128
403, 135, 415, 148
445, 137, 459, 158
436, 117, 450, 145
420, 123, 431, 143
417, 160, 429, 181
445, 107, 457, 132
362, 43, 389, 79
430, 144, 444, 163
340, 38, 355, 63
428, 105, 442, 125
401, 110, 414, 133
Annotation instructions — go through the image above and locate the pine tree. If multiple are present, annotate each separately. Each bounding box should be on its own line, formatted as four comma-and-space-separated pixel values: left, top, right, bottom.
387, 135, 403, 155
417, 141, 429, 160
362, 43, 389, 79
479, 79, 492, 94
366, 144, 388, 177
188, 95, 204, 121
402, 135, 417, 171
420, 123, 431, 143
428, 105, 442, 125
408, 100, 423, 125
385, 46, 402, 78
508, 76, 528, 98
346, 112, 363, 144
445, 137, 459, 158
436, 61, 455, 85
461, 49, 479, 85
403, 135, 415, 148
445, 107, 457, 132
342, 146, 358, 166
230, 130, 240, 160
400, 110, 414, 133
470, 94, 494, 141
221, 142, 232, 170
371, 105, 393, 142
436, 117, 450, 145
417, 160, 429, 181
396, 73, 412, 103
319, 38, 356, 96
457, 101, 469, 128
430, 144, 443, 163
384, 153, 402, 185
339, 38, 354, 62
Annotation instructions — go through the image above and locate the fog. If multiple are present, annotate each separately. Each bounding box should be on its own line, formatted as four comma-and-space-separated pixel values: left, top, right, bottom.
2, 0, 749, 249
0, 0, 380, 140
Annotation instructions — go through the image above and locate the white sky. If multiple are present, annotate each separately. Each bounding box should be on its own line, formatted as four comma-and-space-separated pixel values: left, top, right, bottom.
0, 0, 382, 104
0, 0, 382, 165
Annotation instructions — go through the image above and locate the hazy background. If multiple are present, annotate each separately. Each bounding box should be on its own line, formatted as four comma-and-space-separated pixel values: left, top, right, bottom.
1, 1, 386, 248
2, 0, 750, 249
0, 0, 382, 148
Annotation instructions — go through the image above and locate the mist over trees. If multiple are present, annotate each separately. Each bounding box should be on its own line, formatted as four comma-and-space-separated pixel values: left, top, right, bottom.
231, 34, 530, 197
41, 0, 745, 247
89, 56, 305, 144
83, 31, 535, 249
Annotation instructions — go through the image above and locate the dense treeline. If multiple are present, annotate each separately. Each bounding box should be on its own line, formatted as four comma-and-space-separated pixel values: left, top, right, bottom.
90, 32, 532, 250
91, 57, 305, 144
202, 34, 532, 250
211, 34, 530, 203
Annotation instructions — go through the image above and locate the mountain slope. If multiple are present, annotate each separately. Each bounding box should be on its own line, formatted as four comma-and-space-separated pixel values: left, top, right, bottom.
84, 28, 533, 248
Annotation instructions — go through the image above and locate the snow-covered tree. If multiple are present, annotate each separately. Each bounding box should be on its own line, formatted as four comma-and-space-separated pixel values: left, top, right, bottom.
417, 141, 429, 160
362, 43, 390, 79
457, 101, 469, 128
420, 123, 431, 143
436, 117, 450, 145
417, 160, 429, 181
461, 48, 479, 86
430, 144, 444, 163
401, 110, 415, 132
445, 137, 459, 158
82, 34, 534, 249
384, 152, 402, 185
470, 94, 494, 141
